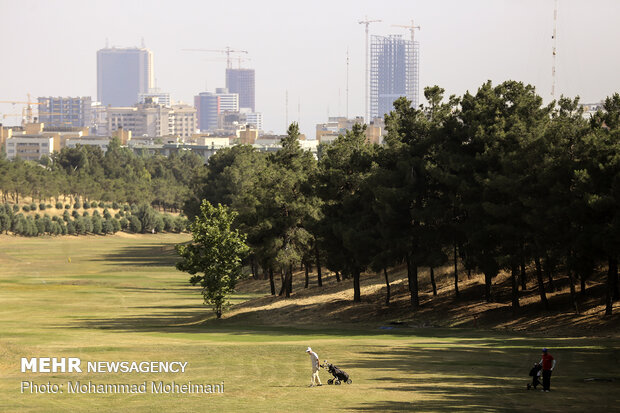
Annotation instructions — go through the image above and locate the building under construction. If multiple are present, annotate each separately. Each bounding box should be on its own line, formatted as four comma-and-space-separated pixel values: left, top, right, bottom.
370, 34, 419, 119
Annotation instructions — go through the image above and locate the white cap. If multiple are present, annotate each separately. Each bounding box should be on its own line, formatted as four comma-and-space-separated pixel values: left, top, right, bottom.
306, 347, 312, 352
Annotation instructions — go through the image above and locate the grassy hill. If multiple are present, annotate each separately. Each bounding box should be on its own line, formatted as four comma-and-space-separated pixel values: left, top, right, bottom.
231, 263, 620, 336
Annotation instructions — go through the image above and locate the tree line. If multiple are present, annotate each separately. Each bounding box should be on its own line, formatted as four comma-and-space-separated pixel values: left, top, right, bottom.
183, 81, 620, 316
0, 137, 204, 211
0, 203, 187, 237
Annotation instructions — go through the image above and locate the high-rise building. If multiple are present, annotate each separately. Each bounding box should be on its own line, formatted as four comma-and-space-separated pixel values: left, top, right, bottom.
97, 47, 153, 107
370, 35, 419, 119
225, 68, 255, 111
194, 89, 239, 132
38, 96, 93, 128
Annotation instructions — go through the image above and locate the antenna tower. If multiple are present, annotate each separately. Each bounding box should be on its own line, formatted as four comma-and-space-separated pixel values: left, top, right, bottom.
551, 0, 558, 98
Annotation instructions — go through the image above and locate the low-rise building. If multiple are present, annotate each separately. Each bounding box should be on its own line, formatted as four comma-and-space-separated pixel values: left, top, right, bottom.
65, 137, 112, 153
5, 135, 54, 161
316, 116, 386, 144
106, 101, 196, 141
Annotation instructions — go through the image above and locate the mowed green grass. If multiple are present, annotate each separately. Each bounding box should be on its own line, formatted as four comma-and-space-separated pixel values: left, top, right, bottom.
0, 235, 619, 412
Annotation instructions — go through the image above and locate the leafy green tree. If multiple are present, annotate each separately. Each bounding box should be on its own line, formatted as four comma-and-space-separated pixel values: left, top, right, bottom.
176, 201, 249, 318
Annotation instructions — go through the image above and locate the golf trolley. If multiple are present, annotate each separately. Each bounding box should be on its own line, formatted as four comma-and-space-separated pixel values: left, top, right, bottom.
322, 361, 352, 385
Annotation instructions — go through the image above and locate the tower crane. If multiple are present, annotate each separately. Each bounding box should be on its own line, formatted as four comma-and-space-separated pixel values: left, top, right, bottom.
0, 94, 46, 125
182, 47, 249, 69
392, 20, 421, 45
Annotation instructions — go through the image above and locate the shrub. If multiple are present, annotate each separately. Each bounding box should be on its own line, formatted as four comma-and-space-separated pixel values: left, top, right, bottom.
46, 204, 52, 209
12, 216, 24, 234
154, 216, 164, 233
63, 211, 71, 222
163, 214, 174, 232
92, 216, 102, 234
22, 205, 30, 212
119, 217, 129, 230
110, 218, 121, 233
101, 219, 112, 234
34, 213, 40, 220
13, 204, 19, 213
73, 201, 81, 209
83, 201, 90, 209
35, 218, 45, 234
123, 204, 130, 212
39, 203, 46, 211
65, 204, 70, 209
82, 211, 89, 217
136, 204, 158, 233
174, 216, 188, 232
66, 220, 76, 235
42, 216, 52, 234
92, 210, 100, 217
103, 209, 111, 219
55, 202, 63, 209
74, 218, 86, 235
83, 216, 93, 233
99, 202, 105, 208
128, 215, 142, 233
30, 203, 37, 210
72, 210, 79, 218
0, 213, 9, 233
114, 213, 120, 219
112, 202, 119, 210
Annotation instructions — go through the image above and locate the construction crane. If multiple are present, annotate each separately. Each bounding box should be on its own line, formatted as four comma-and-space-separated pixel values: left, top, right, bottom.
358, 17, 382, 122
393, 20, 421, 106
392, 20, 421, 45
182, 47, 249, 69
0, 94, 45, 125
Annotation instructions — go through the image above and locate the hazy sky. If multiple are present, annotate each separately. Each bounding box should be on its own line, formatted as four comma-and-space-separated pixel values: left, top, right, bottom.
1, 0, 619, 137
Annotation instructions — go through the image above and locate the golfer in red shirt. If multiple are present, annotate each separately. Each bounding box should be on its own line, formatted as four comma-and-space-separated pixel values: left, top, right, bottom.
539, 348, 556, 392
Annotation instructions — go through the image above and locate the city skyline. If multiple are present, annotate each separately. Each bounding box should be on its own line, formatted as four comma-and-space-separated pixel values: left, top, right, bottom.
1, 0, 620, 138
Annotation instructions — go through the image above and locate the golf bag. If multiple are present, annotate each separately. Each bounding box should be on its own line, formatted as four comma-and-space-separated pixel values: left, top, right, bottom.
322, 361, 352, 385
527, 363, 542, 390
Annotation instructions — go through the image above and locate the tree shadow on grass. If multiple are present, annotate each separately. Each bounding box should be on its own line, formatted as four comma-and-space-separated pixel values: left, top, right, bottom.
93, 243, 180, 267
342, 343, 620, 413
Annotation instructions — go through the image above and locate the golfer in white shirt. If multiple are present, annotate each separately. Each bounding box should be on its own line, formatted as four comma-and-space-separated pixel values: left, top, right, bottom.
306, 347, 322, 387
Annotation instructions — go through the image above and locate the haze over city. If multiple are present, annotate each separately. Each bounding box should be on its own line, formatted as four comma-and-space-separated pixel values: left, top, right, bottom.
1, 0, 620, 137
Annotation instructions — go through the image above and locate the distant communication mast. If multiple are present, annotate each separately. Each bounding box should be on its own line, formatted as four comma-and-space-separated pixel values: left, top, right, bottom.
551, 0, 558, 98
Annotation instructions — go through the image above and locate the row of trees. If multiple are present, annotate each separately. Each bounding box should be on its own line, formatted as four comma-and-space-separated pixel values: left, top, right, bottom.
0, 138, 204, 211
184, 81, 620, 316
0, 204, 188, 236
